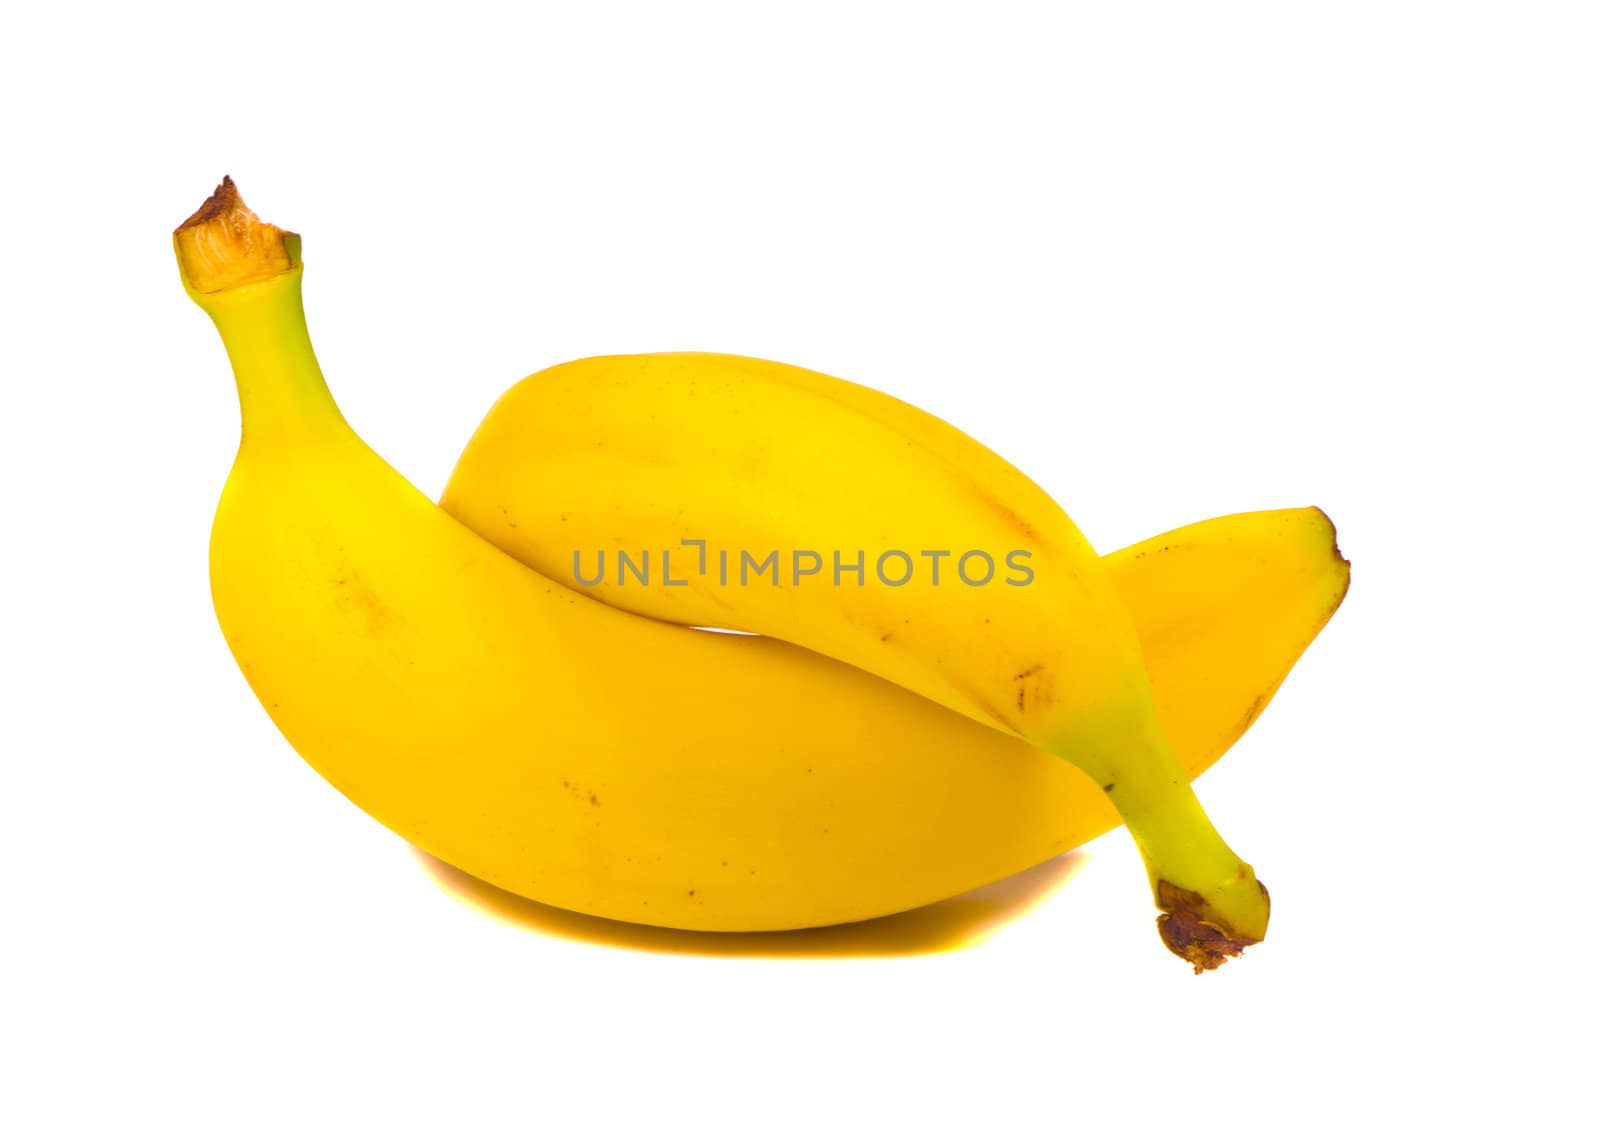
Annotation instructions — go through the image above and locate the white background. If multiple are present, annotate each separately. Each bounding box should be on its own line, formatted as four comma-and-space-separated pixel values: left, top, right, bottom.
3, 2, 1595, 1122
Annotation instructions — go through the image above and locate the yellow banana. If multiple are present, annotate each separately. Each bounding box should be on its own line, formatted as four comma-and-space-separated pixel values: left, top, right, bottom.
444, 355, 1282, 966
178, 180, 1344, 965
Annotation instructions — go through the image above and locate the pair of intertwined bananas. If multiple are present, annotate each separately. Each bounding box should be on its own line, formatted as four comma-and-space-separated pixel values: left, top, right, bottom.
176, 179, 1347, 972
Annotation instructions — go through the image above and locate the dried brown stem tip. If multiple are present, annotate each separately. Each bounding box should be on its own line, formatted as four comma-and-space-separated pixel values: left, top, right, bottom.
1156, 880, 1267, 974
173, 176, 299, 294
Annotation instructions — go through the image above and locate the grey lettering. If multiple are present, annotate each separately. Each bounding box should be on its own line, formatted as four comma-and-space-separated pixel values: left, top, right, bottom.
876, 550, 913, 587
958, 550, 995, 586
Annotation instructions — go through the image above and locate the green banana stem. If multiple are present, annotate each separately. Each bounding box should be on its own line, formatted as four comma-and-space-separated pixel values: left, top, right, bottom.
208, 282, 347, 444
1050, 703, 1269, 972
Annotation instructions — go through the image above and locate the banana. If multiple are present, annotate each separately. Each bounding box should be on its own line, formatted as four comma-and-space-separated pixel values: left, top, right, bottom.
178, 180, 1345, 966
444, 355, 1284, 966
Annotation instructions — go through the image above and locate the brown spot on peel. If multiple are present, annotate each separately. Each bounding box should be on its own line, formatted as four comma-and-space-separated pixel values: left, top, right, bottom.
939, 665, 1027, 736
560, 778, 601, 806
977, 696, 1024, 735
975, 489, 1040, 542
1156, 880, 1269, 974
333, 568, 393, 634
1011, 664, 1054, 714
1234, 693, 1268, 738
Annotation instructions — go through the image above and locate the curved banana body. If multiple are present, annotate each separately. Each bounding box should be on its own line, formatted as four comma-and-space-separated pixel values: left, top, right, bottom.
445, 355, 1276, 961
177, 182, 1346, 959
447, 353, 1153, 745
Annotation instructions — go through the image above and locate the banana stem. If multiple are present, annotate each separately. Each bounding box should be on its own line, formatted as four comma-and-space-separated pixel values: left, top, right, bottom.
1125, 786, 1269, 973
175, 178, 349, 445
208, 279, 350, 445
1051, 705, 1270, 972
